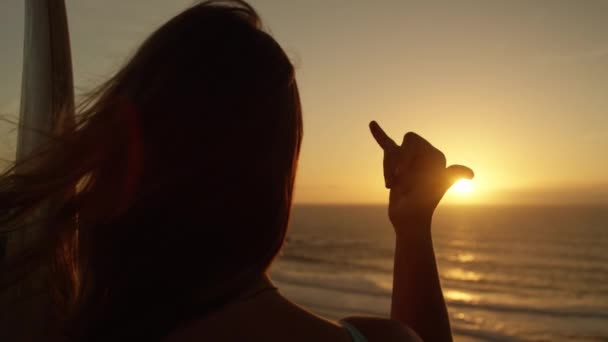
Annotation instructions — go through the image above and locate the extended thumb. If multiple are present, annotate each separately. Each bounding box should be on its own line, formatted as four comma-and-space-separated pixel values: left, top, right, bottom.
445, 164, 474, 187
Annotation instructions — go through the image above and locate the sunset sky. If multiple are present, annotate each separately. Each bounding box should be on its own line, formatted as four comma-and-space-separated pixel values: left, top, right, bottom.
0, 0, 606, 205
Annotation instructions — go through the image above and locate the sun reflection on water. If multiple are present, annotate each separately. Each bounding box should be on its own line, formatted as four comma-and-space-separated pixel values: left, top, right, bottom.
445, 268, 482, 282
445, 290, 479, 303
448, 252, 476, 263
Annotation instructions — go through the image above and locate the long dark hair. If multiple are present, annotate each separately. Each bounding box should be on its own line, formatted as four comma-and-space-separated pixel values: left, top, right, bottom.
0, 0, 302, 340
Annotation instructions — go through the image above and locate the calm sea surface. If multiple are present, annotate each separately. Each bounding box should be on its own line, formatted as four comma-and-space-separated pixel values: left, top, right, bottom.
270, 205, 608, 342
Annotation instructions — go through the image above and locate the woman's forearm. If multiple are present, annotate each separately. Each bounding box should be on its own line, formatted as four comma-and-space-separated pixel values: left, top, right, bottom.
368, 122, 469, 341
390, 219, 452, 342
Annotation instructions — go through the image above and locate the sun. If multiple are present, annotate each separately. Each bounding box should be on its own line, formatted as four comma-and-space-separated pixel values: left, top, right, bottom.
450, 179, 474, 195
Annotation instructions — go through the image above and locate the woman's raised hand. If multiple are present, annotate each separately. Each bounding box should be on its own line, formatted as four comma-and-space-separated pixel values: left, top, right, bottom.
369, 121, 474, 231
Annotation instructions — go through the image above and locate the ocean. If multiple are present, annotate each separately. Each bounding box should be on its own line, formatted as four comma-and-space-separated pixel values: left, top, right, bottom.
270, 205, 608, 342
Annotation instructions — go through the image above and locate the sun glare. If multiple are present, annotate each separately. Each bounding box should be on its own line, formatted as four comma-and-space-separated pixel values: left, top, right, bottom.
451, 179, 474, 195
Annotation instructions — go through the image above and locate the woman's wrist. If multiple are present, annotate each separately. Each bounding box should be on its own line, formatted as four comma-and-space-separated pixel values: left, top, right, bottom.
393, 216, 432, 242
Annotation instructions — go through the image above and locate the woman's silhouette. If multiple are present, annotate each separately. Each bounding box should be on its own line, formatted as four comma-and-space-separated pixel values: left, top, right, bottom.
0, 1, 472, 341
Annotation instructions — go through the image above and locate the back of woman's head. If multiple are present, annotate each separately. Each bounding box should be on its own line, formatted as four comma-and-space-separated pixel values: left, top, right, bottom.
0, 0, 302, 340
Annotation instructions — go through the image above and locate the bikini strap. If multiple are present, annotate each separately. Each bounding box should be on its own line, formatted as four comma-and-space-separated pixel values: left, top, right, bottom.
339, 321, 368, 342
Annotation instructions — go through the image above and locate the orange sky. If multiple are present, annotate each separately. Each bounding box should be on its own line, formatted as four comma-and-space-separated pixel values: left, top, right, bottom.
0, 1, 606, 205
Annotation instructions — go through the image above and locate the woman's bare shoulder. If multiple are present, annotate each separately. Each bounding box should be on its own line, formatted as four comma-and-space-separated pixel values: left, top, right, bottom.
342, 317, 423, 342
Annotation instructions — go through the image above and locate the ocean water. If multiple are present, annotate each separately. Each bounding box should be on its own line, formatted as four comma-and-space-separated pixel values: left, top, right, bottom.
270, 205, 608, 342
